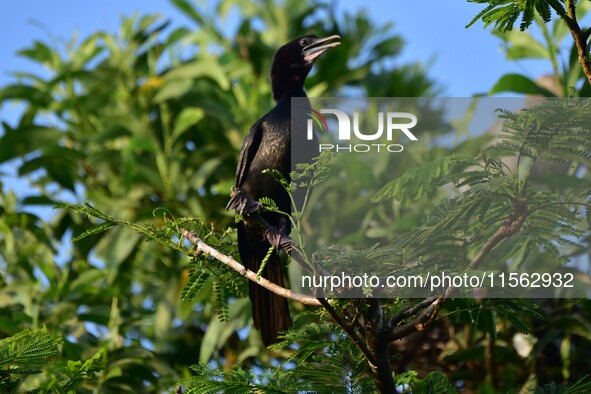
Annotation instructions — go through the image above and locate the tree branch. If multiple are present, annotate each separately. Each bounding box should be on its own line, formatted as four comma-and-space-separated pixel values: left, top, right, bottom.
363, 299, 396, 394
389, 295, 439, 327
388, 300, 440, 341
549, 0, 591, 86
467, 199, 527, 270
182, 229, 321, 306
317, 298, 377, 366
386, 200, 528, 341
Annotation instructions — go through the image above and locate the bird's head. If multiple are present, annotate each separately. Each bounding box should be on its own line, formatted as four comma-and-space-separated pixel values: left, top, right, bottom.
271, 34, 340, 101
283, 34, 341, 65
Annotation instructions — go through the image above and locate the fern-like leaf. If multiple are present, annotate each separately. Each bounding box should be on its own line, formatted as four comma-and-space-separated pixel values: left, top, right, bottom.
181, 264, 212, 301
412, 371, 458, 393
371, 154, 475, 205
467, 0, 559, 33
561, 375, 591, 394
0, 328, 60, 394
213, 282, 229, 322
257, 246, 275, 280
72, 221, 116, 241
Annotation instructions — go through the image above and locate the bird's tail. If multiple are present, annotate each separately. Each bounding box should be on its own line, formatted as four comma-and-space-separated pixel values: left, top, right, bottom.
238, 222, 292, 346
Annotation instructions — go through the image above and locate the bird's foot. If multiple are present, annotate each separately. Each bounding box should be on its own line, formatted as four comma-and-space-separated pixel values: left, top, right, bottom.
226, 188, 263, 215
265, 227, 292, 254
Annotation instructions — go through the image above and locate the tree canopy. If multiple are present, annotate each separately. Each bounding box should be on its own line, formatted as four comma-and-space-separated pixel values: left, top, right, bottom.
1, 0, 591, 393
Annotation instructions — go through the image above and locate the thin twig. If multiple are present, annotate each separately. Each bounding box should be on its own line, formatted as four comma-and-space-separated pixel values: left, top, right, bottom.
388, 300, 440, 341
182, 230, 321, 306
317, 297, 378, 367
389, 295, 439, 327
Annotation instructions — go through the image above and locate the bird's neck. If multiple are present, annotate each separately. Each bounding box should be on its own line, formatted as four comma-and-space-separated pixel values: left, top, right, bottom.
270, 70, 308, 102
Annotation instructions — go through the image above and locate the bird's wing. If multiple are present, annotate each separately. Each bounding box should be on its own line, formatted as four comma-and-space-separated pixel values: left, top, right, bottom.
225, 119, 267, 213
235, 119, 264, 188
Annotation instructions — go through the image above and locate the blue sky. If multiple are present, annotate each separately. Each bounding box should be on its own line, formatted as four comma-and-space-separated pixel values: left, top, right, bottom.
0, 1, 553, 97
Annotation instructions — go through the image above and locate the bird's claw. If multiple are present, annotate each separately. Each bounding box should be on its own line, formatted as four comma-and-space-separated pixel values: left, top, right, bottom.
240, 199, 264, 215
265, 227, 292, 254
226, 188, 263, 215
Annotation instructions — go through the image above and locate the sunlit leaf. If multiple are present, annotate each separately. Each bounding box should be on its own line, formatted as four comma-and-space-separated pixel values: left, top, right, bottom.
489, 73, 557, 96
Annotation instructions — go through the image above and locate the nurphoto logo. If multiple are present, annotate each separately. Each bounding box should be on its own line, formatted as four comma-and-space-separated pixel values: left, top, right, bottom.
307, 108, 418, 153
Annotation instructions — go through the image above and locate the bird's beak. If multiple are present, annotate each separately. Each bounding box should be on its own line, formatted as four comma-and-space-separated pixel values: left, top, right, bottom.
303, 35, 341, 63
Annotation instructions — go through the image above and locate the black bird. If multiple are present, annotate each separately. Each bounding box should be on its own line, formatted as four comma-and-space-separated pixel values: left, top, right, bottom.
226, 34, 340, 345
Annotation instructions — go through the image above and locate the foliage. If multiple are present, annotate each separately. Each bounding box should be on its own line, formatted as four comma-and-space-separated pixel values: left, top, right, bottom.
466, 0, 554, 32
178, 318, 376, 393
468, 0, 591, 96
461, 3, 591, 393
0, 328, 60, 393
0, 0, 439, 392
55, 98, 591, 392
389, 100, 591, 269
2, 0, 591, 392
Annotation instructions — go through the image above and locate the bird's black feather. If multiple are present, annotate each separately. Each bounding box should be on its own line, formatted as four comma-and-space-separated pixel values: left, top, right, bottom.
227, 34, 339, 345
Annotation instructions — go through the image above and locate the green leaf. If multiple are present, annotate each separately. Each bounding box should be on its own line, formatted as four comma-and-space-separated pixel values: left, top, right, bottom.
0, 84, 52, 107
534, 0, 551, 23
213, 282, 229, 322
413, 371, 458, 393
259, 196, 278, 210
0, 327, 60, 369
72, 35, 105, 67
16, 40, 56, 66
489, 73, 557, 96
257, 246, 275, 280
519, 0, 535, 31
371, 154, 475, 205
21, 195, 60, 206
198, 300, 249, 364
0, 126, 63, 164
153, 78, 193, 102
479, 308, 497, 340
165, 27, 191, 47
170, 0, 207, 25
181, 266, 212, 301
502, 31, 549, 60
466, 0, 557, 33
562, 375, 591, 394
261, 168, 290, 189
73, 222, 117, 241
69, 269, 107, 296
94, 226, 143, 268
162, 57, 231, 92
172, 107, 205, 142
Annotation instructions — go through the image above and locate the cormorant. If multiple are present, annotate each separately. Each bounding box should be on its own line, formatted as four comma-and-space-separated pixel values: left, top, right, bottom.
226, 34, 340, 346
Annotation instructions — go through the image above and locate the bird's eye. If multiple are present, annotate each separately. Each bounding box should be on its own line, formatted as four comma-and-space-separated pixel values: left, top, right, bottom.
299, 38, 310, 47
